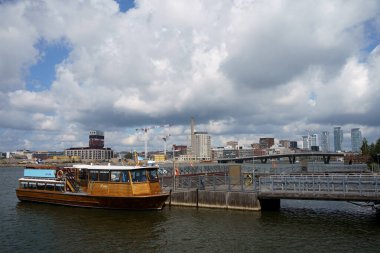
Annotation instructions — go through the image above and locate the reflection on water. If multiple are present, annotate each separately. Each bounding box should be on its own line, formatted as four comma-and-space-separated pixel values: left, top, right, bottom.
14, 202, 168, 252
2, 167, 380, 252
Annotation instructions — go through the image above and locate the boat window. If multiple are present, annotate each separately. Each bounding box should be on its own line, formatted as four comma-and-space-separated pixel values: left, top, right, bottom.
131, 169, 147, 183
19, 180, 64, 192
111, 171, 121, 182
148, 169, 158, 181
121, 171, 130, 183
79, 169, 88, 180
90, 170, 98, 181
99, 170, 109, 182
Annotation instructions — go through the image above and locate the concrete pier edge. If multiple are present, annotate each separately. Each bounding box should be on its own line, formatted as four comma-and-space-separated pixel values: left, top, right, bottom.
166, 189, 262, 211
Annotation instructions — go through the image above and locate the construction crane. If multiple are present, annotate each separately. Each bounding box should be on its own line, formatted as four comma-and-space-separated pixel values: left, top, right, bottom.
162, 134, 171, 157
136, 124, 170, 159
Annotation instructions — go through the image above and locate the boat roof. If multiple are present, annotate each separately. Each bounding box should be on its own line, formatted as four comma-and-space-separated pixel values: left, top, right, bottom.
18, 178, 64, 183
69, 164, 159, 171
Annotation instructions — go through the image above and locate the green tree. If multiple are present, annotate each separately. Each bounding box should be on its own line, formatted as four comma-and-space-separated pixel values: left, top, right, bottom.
373, 138, 380, 163
124, 152, 133, 160
361, 138, 380, 168
369, 143, 375, 157
361, 138, 370, 155
375, 138, 380, 154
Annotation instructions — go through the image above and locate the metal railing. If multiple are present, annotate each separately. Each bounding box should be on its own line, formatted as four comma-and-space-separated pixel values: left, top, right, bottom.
160, 173, 256, 192
158, 163, 378, 201
158, 163, 370, 177
241, 163, 369, 174
158, 164, 231, 176
160, 173, 380, 200
257, 174, 380, 198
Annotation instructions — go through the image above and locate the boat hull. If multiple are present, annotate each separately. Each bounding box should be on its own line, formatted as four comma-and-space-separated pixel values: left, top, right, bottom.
16, 189, 169, 210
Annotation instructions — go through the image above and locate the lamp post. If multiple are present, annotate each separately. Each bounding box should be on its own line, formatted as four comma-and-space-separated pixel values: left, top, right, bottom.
377, 154, 379, 171
252, 152, 256, 191
172, 145, 179, 191
172, 145, 175, 191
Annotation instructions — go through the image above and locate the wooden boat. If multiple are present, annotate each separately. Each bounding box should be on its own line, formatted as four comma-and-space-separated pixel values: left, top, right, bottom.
16, 164, 169, 210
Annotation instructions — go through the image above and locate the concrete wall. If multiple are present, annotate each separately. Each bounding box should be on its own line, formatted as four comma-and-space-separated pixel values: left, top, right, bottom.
166, 190, 261, 211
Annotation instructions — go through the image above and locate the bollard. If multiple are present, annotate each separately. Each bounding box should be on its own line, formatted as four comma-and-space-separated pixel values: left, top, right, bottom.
196, 188, 199, 208
169, 189, 172, 207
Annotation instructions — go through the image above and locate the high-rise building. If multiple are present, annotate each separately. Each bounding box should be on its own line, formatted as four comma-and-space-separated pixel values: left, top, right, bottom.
259, 138, 275, 149
351, 128, 362, 153
320, 131, 329, 152
226, 141, 238, 149
289, 141, 298, 149
310, 134, 318, 147
302, 135, 310, 150
189, 117, 195, 156
302, 135, 309, 150
193, 132, 211, 160
279, 140, 290, 149
334, 127, 343, 152
89, 130, 104, 148
310, 134, 319, 151
188, 118, 211, 160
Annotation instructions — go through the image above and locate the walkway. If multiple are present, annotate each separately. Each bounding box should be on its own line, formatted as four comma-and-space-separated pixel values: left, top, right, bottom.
257, 174, 380, 202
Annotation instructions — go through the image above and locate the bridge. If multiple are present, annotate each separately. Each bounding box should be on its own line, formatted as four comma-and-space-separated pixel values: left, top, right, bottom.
217, 152, 345, 164
162, 173, 380, 201
256, 174, 380, 210
257, 174, 380, 201
159, 163, 380, 211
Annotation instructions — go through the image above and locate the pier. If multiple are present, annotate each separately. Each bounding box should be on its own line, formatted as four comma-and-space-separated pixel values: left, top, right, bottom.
160, 163, 380, 211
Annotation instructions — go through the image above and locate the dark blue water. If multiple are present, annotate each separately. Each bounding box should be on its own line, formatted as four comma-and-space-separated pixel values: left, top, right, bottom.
1, 167, 380, 252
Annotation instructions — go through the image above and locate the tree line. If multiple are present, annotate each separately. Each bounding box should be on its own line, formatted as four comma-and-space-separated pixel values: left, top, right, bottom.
361, 138, 380, 164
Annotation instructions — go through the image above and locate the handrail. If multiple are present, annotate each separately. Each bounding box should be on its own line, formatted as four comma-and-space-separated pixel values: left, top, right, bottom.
161, 173, 380, 198
256, 174, 380, 198
64, 171, 80, 192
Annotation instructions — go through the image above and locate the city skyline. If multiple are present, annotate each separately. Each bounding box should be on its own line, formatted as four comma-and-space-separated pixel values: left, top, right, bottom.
1, 0, 380, 152
3, 125, 366, 154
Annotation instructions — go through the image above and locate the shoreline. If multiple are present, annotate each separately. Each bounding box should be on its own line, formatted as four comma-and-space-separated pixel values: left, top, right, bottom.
0, 163, 75, 168
0, 164, 27, 168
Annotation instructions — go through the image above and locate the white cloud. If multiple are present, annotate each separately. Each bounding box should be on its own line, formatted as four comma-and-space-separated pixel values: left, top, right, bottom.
8, 90, 57, 113
0, 2, 39, 91
1, 0, 380, 151
121, 134, 140, 146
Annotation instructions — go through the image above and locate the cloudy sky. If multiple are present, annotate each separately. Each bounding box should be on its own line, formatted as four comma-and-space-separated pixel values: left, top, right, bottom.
1, 0, 380, 153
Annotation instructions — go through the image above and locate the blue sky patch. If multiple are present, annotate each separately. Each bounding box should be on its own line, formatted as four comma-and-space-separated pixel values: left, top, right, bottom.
361, 18, 380, 54
27, 39, 71, 92
114, 0, 135, 13
25, 1, 136, 93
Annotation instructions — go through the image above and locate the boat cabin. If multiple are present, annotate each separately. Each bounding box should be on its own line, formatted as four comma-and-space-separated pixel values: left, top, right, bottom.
73, 164, 162, 196
18, 164, 164, 197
